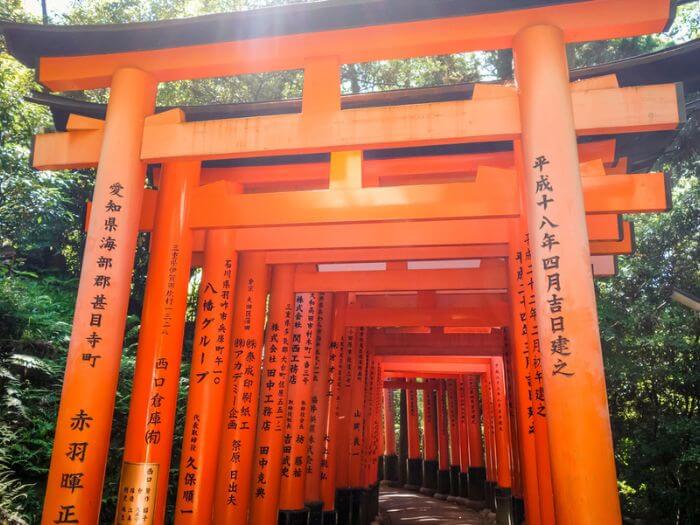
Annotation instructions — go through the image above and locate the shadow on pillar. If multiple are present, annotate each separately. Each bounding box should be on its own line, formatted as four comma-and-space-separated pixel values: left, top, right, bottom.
485, 481, 497, 511
382, 454, 399, 485
467, 466, 486, 501
419, 459, 439, 496
495, 487, 515, 525
434, 468, 451, 499
513, 496, 525, 525
322, 510, 337, 525
341, 484, 379, 525
459, 471, 469, 498
306, 501, 324, 525
405, 458, 423, 490
449, 465, 461, 497
335, 488, 353, 525
278, 507, 310, 525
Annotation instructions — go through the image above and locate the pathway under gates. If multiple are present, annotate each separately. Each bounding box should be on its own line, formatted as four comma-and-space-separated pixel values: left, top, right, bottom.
379, 487, 485, 525
0, 1, 697, 523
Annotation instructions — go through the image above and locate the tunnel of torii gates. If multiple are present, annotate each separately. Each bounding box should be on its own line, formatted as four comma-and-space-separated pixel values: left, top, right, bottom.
2, 0, 699, 524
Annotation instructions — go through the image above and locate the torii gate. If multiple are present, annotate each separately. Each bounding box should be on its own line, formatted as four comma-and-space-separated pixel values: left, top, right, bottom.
0, 1, 686, 524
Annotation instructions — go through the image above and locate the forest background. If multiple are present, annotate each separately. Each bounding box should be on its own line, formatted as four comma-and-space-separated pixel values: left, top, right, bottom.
0, 0, 698, 523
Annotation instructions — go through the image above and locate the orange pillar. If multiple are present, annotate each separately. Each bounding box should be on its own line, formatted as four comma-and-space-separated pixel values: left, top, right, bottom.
117, 160, 199, 525
334, 326, 355, 524
348, 327, 368, 489
515, 24, 623, 524
508, 204, 543, 525
248, 264, 296, 525
406, 380, 422, 489
492, 357, 516, 524
525, 230, 557, 525
436, 382, 451, 496
213, 251, 269, 523
278, 293, 319, 521
305, 293, 334, 521
174, 229, 237, 522
41, 67, 155, 525
359, 354, 379, 522
421, 384, 439, 493
446, 379, 460, 496
382, 387, 398, 482
457, 376, 470, 499
319, 293, 348, 523
466, 376, 486, 500
482, 371, 498, 510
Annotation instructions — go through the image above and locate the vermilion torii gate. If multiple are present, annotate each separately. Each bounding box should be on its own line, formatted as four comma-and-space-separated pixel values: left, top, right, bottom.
1, 0, 693, 523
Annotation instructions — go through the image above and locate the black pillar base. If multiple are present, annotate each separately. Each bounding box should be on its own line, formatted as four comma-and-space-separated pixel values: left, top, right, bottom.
382, 454, 399, 484
486, 481, 497, 511
371, 482, 380, 520
351, 488, 367, 525
377, 455, 384, 480
436, 469, 451, 497
323, 510, 338, 525
495, 487, 515, 525
278, 508, 310, 525
467, 466, 486, 501
398, 454, 408, 486
459, 472, 469, 498
307, 501, 324, 525
335, 488, 353, 525
513, 496, 525, 525
421, 459, 439, 493
449, 465, 461, 497
405, 458, 423, 489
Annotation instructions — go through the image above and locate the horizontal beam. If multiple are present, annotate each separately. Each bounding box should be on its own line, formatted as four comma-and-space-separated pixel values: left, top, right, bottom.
139, 84, 680, 162
370, 330, 503, 348
591, 255, 617, 277
265, 245, 508, 264
345, 306, 508, 327
294, 262, 507, 293
32, 84, 679, 168
383, 380, 441, 390
36, 0, 670, 91
589, 221, 634, 255
189, 173, 519, 228
187, 171, 665, 229
376, 346, 502, 357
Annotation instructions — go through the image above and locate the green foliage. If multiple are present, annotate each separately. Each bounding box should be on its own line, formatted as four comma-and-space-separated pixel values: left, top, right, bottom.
598, 116, 700, 524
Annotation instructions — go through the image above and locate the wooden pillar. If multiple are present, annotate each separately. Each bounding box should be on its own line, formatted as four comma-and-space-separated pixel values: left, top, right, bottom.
436, 382, 451, 496
446, 379, 460, 496
457, 376, 470, 499
319, 293, 348, 522
305, 293, 334, 521
466, 376, 486, 500
482, 371, 498, 510
248, 264, 296, 525
41, 67, 156, 525
398, 386, 409, 487
213, 252, 269, 523
508, 203, 543, 525
348, 328, 368, 488
174, 229, 237, 522
492, 357, 515, 524
406, 380, 422, 489
117, 160, 199, 524
421, 385, 438, 494
514, 24, 622, 524
334, 327, 355, 524
382, 387, 398, 482
525, 232, 557, 525
279, 293, 320, 521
